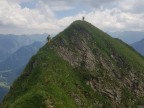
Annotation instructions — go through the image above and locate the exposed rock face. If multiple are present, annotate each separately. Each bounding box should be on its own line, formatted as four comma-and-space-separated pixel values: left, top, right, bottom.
55, 30, 96, 71
50, 21, 144, 107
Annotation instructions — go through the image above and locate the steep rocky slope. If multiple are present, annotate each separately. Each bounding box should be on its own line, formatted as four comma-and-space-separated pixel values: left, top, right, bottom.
1, 21, 144, 108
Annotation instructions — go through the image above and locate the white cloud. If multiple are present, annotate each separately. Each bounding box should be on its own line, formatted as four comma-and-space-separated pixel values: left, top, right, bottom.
0, 0, 60, 34
118, 0, 144, 13
0, 0, 144, 34
7, 0, 33, 3
57, 8, 144, 32
38, 0, 119, 11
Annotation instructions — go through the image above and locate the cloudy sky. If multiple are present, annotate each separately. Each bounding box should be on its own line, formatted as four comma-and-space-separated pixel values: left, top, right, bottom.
0, 0, 144, 35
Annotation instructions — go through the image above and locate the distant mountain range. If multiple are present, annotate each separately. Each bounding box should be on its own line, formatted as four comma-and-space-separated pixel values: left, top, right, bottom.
0, 87, 8, 102
0, 41, 45, 85
109, 31, 144, 44
131, 39, 144, 56
0, 34, 47, 102
0, 34, 47, 63
109, 31, 144, 56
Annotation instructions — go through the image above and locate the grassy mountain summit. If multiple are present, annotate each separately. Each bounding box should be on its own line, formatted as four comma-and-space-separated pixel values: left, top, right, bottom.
1, 20, 144, 108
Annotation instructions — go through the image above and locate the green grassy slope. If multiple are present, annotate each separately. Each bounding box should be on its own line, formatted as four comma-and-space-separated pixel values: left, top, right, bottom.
1, 47, 97, 108
1, 20, 144, 108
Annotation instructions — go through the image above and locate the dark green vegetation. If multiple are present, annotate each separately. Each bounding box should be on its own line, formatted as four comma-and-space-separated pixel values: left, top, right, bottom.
131, 39, 144, 56
1, 20, 144, 108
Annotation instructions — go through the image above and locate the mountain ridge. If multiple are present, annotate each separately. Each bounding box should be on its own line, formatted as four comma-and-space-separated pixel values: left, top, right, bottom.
1, 20, 144, 108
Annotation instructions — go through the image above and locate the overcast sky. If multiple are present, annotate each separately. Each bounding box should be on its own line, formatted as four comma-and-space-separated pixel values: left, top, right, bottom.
0, 0, 144, 35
